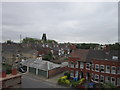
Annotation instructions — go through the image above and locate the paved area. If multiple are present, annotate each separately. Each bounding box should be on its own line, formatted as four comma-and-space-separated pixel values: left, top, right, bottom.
22, 72, 68, 88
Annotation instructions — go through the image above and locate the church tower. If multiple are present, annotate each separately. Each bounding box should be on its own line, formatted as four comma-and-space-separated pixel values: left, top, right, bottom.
42, 33, 47, 41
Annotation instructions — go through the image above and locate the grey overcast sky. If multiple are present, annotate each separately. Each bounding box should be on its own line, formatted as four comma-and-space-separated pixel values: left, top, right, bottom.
2, 2, 118, 44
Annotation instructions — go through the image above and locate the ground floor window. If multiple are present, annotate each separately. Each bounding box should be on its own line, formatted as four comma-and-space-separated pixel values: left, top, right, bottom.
111, 77, 116, 86
117, 78, 120, 86
105, 76, 111, 83
100, 75, 104, 83
95, 74, 99, 82
79, 71, 84, 79
70, 70, 74, 77
75, 71, 78, 78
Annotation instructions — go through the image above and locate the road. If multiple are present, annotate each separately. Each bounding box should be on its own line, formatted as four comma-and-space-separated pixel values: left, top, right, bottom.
22, 74, 68, 88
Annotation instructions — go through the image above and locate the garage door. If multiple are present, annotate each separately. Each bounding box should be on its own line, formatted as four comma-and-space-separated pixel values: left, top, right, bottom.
38, 69, 47, 77
29, 67, 36, 74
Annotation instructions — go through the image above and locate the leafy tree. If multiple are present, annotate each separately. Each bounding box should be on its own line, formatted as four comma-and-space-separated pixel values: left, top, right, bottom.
42, 52, 54, 61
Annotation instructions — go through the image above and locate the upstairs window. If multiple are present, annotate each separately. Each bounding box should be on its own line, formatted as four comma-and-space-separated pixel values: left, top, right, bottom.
95, 64, 99, 72
111, 66, 116, 74
117, 67, 120, 74
112, 56, 118, 60
75, 62, 79, 68
100, 65, 104, 73
80, 62, 84, 69
70, 62, 75, 68
86, 63, 90, 70
106, 65, 110, 73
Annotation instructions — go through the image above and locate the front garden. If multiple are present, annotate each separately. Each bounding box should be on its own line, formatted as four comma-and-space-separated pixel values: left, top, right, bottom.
57, 72, 85, 88
57, 72, 118, 89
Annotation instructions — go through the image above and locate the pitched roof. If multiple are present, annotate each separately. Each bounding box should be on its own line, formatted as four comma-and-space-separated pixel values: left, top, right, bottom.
70, 49, 119, 62
21, 58, 61, 71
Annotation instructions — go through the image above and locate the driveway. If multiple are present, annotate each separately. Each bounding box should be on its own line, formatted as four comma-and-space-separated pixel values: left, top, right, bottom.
22, 73, 68, 88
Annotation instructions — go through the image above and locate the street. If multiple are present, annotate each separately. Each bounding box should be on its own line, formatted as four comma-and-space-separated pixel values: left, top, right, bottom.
22, 73, 68, 88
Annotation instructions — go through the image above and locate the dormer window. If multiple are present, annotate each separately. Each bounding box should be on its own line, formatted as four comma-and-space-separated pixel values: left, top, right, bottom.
112, 56, 118, 60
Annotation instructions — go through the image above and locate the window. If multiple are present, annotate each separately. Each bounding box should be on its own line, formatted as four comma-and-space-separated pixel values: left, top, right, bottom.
100, 65, 104, 73
92, 64, 94, 71
86, 63, 90, 70
70, 62, 74, 68
100, 75, 104, 83
75, 62, 79, 68
95, 64, 99, 72
111, 77, 116, 86
68, 62, 71, 67
112, 56, 118, 60
111, 66, 116, 74
106, 65, 110, 73
95, 74, 99, 82
75, 71, 78, 77
117, 78, 120, 86
70, 70, 74, 77
117, 67, 120, 74
80, 62, 84, 69
105, 76, 111, 83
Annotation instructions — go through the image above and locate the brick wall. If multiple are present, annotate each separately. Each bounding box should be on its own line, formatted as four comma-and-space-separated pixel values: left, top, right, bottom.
1, 74, 22, 89
48, 66, 68, 78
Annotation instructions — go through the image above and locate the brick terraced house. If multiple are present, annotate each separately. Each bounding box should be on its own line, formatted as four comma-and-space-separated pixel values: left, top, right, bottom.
68, 49, 120, 87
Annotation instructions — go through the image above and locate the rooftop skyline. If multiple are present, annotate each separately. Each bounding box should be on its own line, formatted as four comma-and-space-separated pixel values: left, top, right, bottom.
1, 2, 118, 44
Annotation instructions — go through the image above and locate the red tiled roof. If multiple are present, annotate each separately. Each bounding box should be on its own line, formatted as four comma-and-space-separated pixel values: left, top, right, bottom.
70, 49, 89, 62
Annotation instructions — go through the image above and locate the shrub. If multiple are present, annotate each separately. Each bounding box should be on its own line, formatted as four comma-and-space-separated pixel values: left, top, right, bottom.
65, 80, 71, 86
57, 76, 71, 86
79, 78, 85, 84
64, 72, 70, 79
71, 81, 80, 87
61, 76, 68, 79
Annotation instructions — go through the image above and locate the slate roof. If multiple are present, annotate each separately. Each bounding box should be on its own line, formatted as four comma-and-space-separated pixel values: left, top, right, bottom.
21, 58, 61, 71
70, 49, 119, 62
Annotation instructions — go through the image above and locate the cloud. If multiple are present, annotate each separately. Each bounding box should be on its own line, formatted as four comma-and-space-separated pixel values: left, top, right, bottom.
2, 2, 118, 44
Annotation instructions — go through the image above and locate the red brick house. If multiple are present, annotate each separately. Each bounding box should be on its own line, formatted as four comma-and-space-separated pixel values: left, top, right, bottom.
68, 49, 120, 87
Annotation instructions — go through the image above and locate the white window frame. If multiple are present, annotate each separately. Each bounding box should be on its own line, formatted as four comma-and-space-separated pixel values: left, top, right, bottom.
117, 78, 120, 86
111, 66, 116, 74
75, 71, 78, 78
70, 61, 74, 68
100, 75, 104, 83
112, 56, 118, 60
117, 67, 120, 74
100, 65, 104, 73
105, 76, 111, 83
75, 62, 79, 68
106, 65, 110, 73
80, 62, 84, 69
70, 70, 74, 77
111, 77, 116, 86
95, 74, 99, 82
86, 63, 90, 70
68, 62, 71, 68
95, 64, 99, 72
